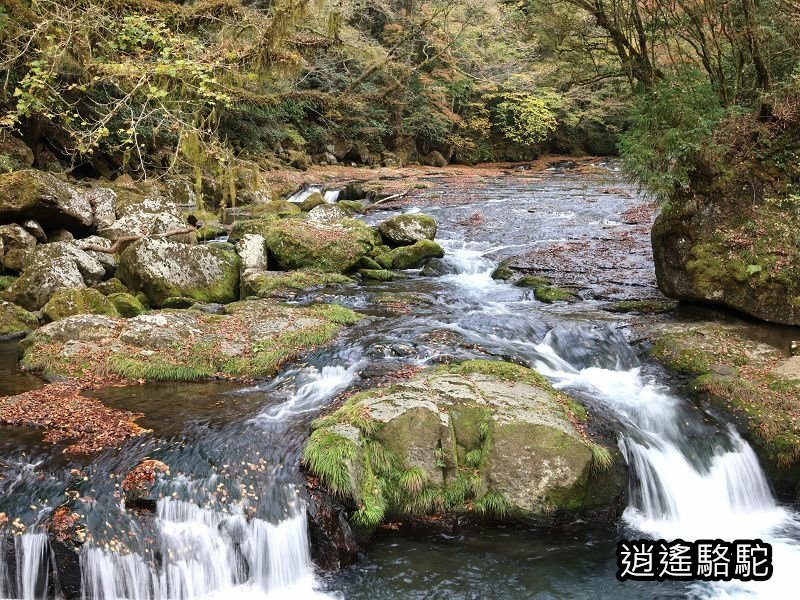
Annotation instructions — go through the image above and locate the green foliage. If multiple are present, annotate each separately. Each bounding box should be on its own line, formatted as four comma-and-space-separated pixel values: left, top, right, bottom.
619, 69, 725, 199
487, 91, 560, 144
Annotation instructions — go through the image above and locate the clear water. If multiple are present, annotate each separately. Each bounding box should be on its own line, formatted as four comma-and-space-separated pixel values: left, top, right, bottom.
2, 165, 799, 599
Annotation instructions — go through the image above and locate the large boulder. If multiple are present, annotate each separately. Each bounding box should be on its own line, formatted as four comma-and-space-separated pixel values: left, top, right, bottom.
653, 191, 800, 325
379, 239, 445, 270
0, 133, 34, 173
0, 170, 93, 232
303, 360, 625, 529
264, 219, 378, 273
1, 242, 105, 310
377, 214, 437, 247
41, 288, 119, 322
117, 238, 241, 307
19, 301, 360, 381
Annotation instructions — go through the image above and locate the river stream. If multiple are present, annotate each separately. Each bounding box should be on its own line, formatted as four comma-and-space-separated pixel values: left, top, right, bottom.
1, 163, 799, 599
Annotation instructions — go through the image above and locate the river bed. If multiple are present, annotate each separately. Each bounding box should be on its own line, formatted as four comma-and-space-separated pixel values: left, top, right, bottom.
1, 163, 799, 599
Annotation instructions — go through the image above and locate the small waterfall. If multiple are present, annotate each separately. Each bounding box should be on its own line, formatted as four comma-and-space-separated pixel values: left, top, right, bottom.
437, 240, 497, 291
323, 190, 340, 203
285, 185, 324, 205
10, 532, 50, 600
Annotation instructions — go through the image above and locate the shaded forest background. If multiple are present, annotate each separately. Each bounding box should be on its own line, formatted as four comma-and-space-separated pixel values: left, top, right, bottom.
1, 0, 799, 204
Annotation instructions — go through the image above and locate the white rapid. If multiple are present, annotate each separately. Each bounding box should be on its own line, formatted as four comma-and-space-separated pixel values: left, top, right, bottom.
534, 342, 800, 599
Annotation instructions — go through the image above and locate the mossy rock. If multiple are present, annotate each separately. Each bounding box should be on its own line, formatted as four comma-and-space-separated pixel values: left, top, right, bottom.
161, 296, 196, 309
337, 200, 365, 214
0, 300, 38, 336
357, 256, 382, 270
389, 240, 445, 270
117, 238, 240, 307
298, 192, 326, 212
303, 360, 624, 530
227, 215, 280, 244
534, 286, 574, 303
607, 299, 677, 314
0, 275, 18, 292
0, 170, 93, 232
264, 218, 377, 273
251, 200, 302, 218
107, 292, 146, 318
0, 133, 34, 173
19, 300, 360, 382
242, 269, 352, 298
41, 288, 119, 323
515, 275, 550, 288
491, 262, 514, 281
94, 278, 129, 296
359, 269, 394, 281
377, 214, 437, 247
195, 223, 227, 242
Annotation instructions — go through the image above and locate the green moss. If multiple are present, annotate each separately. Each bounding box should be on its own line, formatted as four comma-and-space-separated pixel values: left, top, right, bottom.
608, 299, 677, 314
357, 256, 382, 270
491, 262, 514, 281
359, 269, 394, 281
534, 286, 574, 303
447, 359, 551, 389
246, 270, 352, 298
94, 278, 129, 296
228, 215, 279, 243
42, 288, 119, 322
0, 300, 38, 335
389, 240, 445, 270
337, 200, 366, 213
107, 292, 146, 318
0, 275, 18, 291
651, 337, 713, 375
514, 275, 549, 288
195, 223, 226, 241
298, 192, 326, 212
251, 200, 302, 217
161, 296, 196, 309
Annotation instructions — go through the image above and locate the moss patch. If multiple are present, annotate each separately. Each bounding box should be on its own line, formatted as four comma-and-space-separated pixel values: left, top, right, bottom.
244, 270, 352, 298
42, 288, 118, 322
534, 286, 574, 303
107, 293, 146, 318
0, 275, 18, 291
0, 300, 38, 336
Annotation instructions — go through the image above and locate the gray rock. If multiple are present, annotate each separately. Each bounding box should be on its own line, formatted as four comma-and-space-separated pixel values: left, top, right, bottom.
0, 170, 93, 232
22, 220, 47, 243
235, 234, 268, 271
307, 204, 350, 224
377, 214, 437, 247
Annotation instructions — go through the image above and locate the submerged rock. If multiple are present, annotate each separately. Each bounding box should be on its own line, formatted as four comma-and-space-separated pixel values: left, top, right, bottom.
117, 238, 240, 307
303, 360, 625, 531
377, 214, 437, 247
19, 300, 360, 381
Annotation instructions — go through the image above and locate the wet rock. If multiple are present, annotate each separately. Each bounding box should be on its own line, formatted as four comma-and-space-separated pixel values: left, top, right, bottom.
122, 459, 170, 510
388, 239, 445, 270
298, 192, 327, 212
0, 300, 39, 336
41, 288, 119, 322
0, 170, 93, 233
340, 182, 367, 201
117, 238, 240, 307
306, 484, 359, 570
491, 261, 514, 281
420, 258, 457, 277
377, 214, 437, 247
303, 360, 625, 530
264, 218, 377, 273
2, 242, 106, 310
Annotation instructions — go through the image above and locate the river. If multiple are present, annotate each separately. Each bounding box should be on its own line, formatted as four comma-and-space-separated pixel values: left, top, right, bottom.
1, 162, 799, 599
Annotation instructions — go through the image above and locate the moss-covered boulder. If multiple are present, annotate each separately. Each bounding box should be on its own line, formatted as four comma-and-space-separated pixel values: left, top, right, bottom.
0, 133, 34, 173
377, 214, 437, 247
19, 300, 360, 381
307, 204, 351, 225
387, 239, 445, 270
0, 170, 93, 232
41, 288, 119, 322
649, 320, 800, 498
652, 192, 800, 325
94, 278, 129, 296
108, 292, 146, 318
1, 242, 106, 310
298, 192, 327, 212
117, 238, 240, 307
303, 360, 625, 530
242, 269, 352, 298
359, 269, 394, 281
264, 219, 377, 273
227, 216, 279, 244
0, 300, 38, 336
251, 200, 302, 218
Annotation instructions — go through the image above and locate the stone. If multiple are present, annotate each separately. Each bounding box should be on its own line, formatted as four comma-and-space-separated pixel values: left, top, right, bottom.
72, 236, 116, 276
307, 204, 350, 225
0, 170, 94, 232
22, 220, 46, 243
377, 214, 437, 247
422, 150, 448, 167
107, 293, 146, 318
264, 219, 377, 273
304, 360, 624, 527
117, 238, 241, 307
48, 229, 74, 242
0, 224, 37, 252
298, 192, 327, 212
94, 278, 129, 296
82, 187, 118, 229
235, 234, 268, 271
0, 133, 34, 173
0, 300, 38, 336
251, 200, 302, 218
388, 239, 445, 270
41, 288, 119, 322
1, 242, 105, 310
242, 269, 352, 299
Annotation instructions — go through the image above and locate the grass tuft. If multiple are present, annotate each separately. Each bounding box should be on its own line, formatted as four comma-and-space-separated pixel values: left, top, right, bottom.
302, 429, 357, 497
589, 442, 614, 473
474, 491, 511, 519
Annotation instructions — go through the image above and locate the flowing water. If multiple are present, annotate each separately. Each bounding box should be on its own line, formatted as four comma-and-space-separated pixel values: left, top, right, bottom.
2, 164, 799, 599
